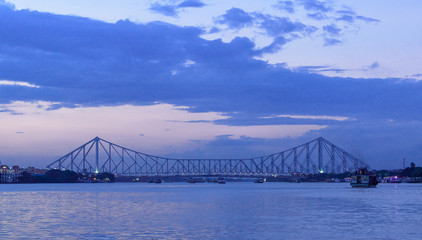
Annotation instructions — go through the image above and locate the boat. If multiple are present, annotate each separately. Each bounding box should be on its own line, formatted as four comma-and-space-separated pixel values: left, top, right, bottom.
289, 178, 301, 183
254, 178, 264, 183
217, 177, 226, 184
350, 168, 378, 188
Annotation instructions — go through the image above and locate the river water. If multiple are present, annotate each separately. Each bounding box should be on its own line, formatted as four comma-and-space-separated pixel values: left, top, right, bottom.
0, 182, 421, 240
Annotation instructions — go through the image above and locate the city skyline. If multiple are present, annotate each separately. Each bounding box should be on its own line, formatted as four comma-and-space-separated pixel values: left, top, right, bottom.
1, 0, 422, 169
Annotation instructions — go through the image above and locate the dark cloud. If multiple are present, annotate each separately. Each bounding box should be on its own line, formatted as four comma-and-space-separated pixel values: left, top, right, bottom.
369, 62, 380, 70
336, 14, 355, 23
297, 0, 332, 13
217, 8, 316, 37
258, 14, 316, 37
274, 1, 295, 14
0, 0, 14, 9
0, 5, 421, 123
334, 10, 380, 24
216, 8, 254, 29
322, 24, 342, 46
149, 3, 178, 17
307, 12, 327, 20
273, 2, 378, 51
256, 36, 288, 55
216, 9, 316, 54
208, 26, 220, 34
323, 38, 341, 46
149, 0, 206, 17
1, 6, 422, 168
177, 0, 206, 8
323, 24, 341, 36
336, 10, 356, 15
356, 15, 380, 23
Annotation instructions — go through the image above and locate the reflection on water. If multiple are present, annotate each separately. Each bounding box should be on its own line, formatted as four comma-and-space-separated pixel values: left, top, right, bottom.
1, 183, 421, 239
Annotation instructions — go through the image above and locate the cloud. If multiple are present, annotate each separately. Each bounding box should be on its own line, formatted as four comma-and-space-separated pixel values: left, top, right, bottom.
0, 80, 40, 88
216, 9, 316, 37
149, 0, 206, 17
256, 36, 288, 55
273, 2, 379, 51
336, 10, 356, 15
369, 62, 380, 70
323, 24, 341, 36
149, 3, 178, 17
307, 12, 327, 20
257, 14, 315, 37
261, 114, 351, 121
274, 1, 295, 14
177, 0, 206, 8
362, 61, 380, 71
0, 0, 14, 9
1, 5, 421, 123
297, 0, 332, 13
215, 9, 316, 54
215, 8, 254, 29
356, 16, 380, 23
0, 5, 421, 169
336, 14, 354, 23
0, 101, 326, 166
322, 23, 342, 45
335, 10, 380, 24
293, 65, 346, 74
208, 26, 220, 34
324, 38, 341, 46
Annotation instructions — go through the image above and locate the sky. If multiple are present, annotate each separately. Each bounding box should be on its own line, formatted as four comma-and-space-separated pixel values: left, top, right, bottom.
0, 0, 421, 169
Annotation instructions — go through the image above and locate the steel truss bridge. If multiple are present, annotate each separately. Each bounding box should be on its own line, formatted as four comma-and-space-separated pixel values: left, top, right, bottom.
47, 137, 369, 176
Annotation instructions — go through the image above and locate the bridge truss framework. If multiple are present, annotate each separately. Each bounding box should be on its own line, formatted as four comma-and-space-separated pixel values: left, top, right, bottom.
46, 137, 369, 176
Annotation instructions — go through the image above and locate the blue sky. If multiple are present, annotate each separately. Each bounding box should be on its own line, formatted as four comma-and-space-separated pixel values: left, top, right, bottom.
0, 0, 421, 169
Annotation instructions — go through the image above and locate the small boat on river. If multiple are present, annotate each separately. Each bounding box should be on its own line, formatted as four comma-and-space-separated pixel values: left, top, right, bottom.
350, 168, 378, 188
218, 177, 226, 184
288, 178, 301, 183
254, 178, 264, 183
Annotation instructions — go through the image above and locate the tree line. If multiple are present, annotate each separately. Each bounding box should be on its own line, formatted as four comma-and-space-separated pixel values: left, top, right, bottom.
18, 169, 115, 183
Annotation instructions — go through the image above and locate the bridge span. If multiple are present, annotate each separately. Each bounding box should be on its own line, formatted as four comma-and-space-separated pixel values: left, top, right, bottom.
46, 137, 369, 176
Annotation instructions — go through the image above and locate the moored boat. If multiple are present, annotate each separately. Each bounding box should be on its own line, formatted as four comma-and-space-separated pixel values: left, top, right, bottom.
217, 177, 226, 184
289, 178, 300, 183
254, 178, 264, 183
350, 168, 378, 188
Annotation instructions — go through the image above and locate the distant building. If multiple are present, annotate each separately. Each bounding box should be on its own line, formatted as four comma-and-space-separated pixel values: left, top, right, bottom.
0, 163, 47, 183
12, 165, 20, 172
0, 165, 15, 174
0, 165, 22, 183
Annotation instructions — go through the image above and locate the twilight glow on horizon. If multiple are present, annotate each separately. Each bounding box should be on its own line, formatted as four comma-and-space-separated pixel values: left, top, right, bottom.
0, 0, 421, 169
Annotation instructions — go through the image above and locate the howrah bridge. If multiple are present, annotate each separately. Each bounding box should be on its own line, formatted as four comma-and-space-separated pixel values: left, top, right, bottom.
46, 137, 369, 176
